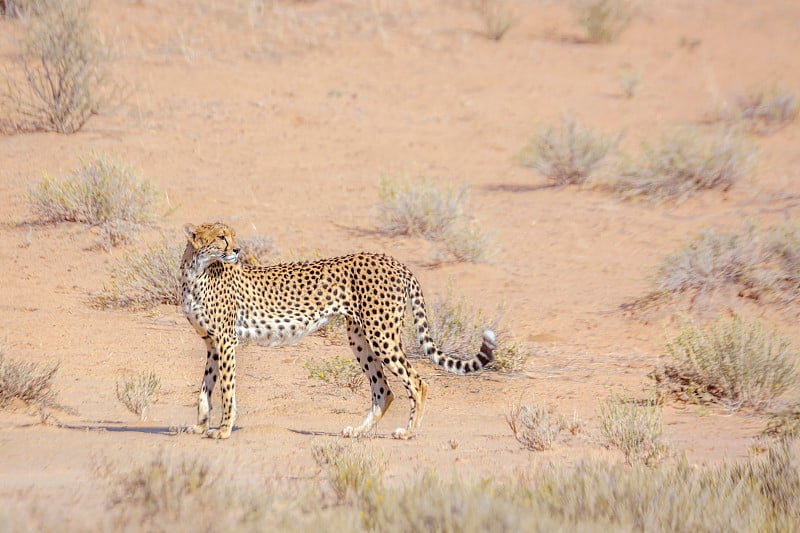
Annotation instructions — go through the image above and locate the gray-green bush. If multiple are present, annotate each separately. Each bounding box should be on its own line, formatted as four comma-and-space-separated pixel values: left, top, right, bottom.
600, 393, 668, 465
116, 370, 161, 420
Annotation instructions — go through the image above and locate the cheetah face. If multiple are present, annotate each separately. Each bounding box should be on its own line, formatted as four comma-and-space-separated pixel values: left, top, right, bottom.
184, 222, 240, 266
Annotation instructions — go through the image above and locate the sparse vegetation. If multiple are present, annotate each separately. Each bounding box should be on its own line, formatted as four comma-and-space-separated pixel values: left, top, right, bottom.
305, 356, 364, 392
403, 280, 526, 373
613, 128, 755, 203
599, 392, 668, 465
2, 0, 114, 133
572, 0, 634, 43
472, 0, 515, 41
95, 239, 183, 309
116, 370, 161, 420
719, 86, 799, 135
656, 315, 798, 411
618, 67, 640, 98
238, 234, 277, 265
311, 441, 386, 505
518, 114, 620, 186
506, 395, 568, 451
28, 153, 158, 249
376, 177, 490, 263
0, 350, 59, 410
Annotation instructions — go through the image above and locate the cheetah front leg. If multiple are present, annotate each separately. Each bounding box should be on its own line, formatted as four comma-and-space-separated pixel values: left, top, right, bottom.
206, 333, 238, 439
189, 336, 218, 435
342, 321, 394, 438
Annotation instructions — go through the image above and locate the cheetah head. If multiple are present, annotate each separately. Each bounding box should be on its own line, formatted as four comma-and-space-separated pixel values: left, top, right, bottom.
184, 222, 241, 268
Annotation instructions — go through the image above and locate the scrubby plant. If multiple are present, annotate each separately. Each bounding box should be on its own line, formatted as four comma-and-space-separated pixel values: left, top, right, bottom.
116, 370, 161, 420
29, 153, 158, 248
376, 177, 469, 240
599, 392, 668, 465
312, 441, 386, 504
572, 0, 634, 43
95, 239, 182, 309
614, 128, 755, 203
506, 396, 567, 451
2, 0, 113, 133
304, 356, 364, 392
656, 315, 798, 411
618, 67, 640, 98
518, 114, 619, 186
238, 234, 277, 265
438, 222, 491, 263
724, 86, 799, 135
0, 350, 59, 410
472, 0, 515, 41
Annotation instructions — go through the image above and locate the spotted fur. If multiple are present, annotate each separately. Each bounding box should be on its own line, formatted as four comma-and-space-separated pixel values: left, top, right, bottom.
181, 222, 496, 439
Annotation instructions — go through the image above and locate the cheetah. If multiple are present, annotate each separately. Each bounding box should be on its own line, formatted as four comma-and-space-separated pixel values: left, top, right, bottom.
181, 222, 496, 440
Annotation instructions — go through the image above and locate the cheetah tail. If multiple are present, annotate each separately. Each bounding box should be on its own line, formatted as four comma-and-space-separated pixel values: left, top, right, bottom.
428, 330, 497, 376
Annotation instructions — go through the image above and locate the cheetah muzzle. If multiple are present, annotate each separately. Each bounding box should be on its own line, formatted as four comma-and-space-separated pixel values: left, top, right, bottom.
180, 222, 496, 440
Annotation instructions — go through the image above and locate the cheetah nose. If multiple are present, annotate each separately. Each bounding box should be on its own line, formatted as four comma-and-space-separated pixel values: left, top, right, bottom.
233, 248, 241, 255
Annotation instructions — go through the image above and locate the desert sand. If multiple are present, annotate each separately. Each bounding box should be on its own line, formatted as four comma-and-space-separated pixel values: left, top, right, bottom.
1, 0, 799, 529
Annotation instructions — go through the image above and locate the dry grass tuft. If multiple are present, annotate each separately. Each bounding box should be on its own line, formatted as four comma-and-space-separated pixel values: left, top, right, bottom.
116, 370, 161, 420
28, 153, 158, 249
305, 356, 364, 392
718, 86, 799, 135
518, 114, 620, 186
613, 128, 755, 203
472, 0, 515, 41
655, 315, 798, 411
599, 393, 668, 465
0, 350, 59, 410
506, 395, 569, 451
572, 0, 634, 43
95, 239, 183, 309
1, 0, 115, 133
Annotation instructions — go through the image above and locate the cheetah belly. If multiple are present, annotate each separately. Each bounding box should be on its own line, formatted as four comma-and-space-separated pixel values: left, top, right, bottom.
234, 312, 330, 347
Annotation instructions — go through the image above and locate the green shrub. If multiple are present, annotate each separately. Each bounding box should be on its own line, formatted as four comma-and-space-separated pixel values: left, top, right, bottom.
614, 128, 755, 203
29, 154, 158, 248
599, 393, 668, 465
95, 240, 182, 309
116, 370, 161, 420
572, 0, 634, 43
2, 0, 113, 133
518, 114, 619, 186
658, 315, 798, 411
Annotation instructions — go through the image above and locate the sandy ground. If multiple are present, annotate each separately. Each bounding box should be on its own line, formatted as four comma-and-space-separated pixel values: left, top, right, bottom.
1, 0, 799, 528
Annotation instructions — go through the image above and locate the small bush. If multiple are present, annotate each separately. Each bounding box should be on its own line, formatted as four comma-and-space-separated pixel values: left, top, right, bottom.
599, 393, 668, 465
403, 280, 526, 373
305, 356, 364, 392
376, 177, 469, 240
437, 222, 491, 263
657, 315, 798, 411
618, 67, 640, 98
506, 396, 567, 451
116, 370, 161, 420
2, 0, 113, 133
29, 154, 158, 249
238, 234, 277, 265
572, 0, 634, 43
311, 441, 385, 504
472, 0, 515, 41
0, 351, 59, 410
614, 128, 755, 203
723, 86, 800, 135
95, 240, 183, 309
518, 114, 619, 186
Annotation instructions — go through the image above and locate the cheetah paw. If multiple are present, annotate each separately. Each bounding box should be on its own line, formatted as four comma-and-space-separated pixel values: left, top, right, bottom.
392, 428, 414, 440
206, 428, 231, 439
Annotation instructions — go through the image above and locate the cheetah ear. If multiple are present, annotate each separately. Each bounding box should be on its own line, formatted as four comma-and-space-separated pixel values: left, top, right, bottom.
184, 224, 197, 243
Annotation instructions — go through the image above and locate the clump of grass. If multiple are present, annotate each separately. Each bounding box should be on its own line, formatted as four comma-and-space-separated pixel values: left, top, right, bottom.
238, 234, 277, 265
517, 114, 620, 186
764, 403, 800, 440
0, 351, 59, 410
376, 177, 469, 240
403, 280, 526, 373
722, 86, 800, 135
618, 67, 640, 98
305, 356, 364, 392
614, 128, 755, 203
506, 396, 568, 451
437, 222, 491, 263
311, 441, 385, 504
572, 0, 634, 43
599, 393, 668, 465
95, 240, 182, 309
656, 315, 798, 411
2, 0, 114, 133
472, 0, 515, 41
116, 370, 161, 420
28, 153, 158, 249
